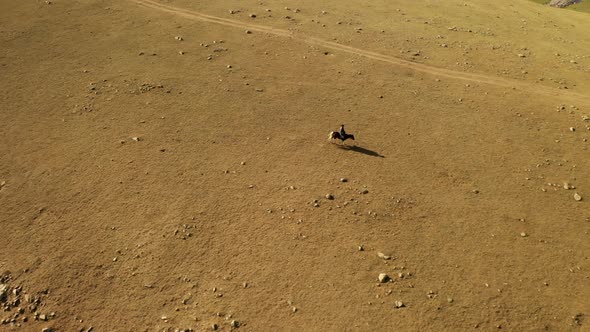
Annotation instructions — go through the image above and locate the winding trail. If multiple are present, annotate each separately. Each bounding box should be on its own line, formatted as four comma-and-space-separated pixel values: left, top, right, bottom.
133, 0, 590, 105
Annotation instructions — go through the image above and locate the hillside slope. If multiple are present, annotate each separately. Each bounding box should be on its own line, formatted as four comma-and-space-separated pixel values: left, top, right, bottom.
0, 0, 589, 331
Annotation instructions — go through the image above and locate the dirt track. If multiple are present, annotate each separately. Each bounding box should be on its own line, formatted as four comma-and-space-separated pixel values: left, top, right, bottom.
134, 0, 590, 105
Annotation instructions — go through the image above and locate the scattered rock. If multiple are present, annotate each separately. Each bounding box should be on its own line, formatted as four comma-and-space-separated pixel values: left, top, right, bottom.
174, 36, 183, 41
249, 13, 257, 18
574, 193, 582, 201
394, 301, 405, 308
230, 320, 239, 328
563, 183, 573, 190
245, 30, 252, 34
340, 178, 348, 183
549, 0, 582, 8
325, 194, 334, 200
360, 189, 369, 194
520, 232, 527, 237
377, 252, 392, 260
0, 284, 7, 302
378, 273, 390, 283
358, 245, 364, 251
518, 53, 526, 58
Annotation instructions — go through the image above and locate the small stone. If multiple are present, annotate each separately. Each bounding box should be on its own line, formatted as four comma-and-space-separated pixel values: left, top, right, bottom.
249, 13, 257, 18
520, 232, 527, 237
131, 137, 141, 142
39, 314, 47, 321
245, 30, 252, 34
378, 273, 390, 283
41, 328, 53, 332
447, 297, 454, 303
227, 65, 233, 69
0, 284, 7, 302
230, 320, 239, 328
358, 245, 364, 251
175, 36, 183, 41
377, 252, 392, 260
394, 301, 405, 308
574, 193, 582, 201
570, 127, 576, 132
325, 194, 334, 200
518, 53, 526, 58
212, 323, 218, 330
340, 178, 348, 182
161, 315, 168, 320
563, 183, 572, 190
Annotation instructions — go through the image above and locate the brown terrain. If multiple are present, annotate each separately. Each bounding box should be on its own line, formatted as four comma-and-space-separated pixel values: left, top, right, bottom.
1, 0, 589, 331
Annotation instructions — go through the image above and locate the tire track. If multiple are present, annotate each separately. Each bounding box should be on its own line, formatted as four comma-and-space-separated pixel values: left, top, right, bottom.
133, 0, 590, 105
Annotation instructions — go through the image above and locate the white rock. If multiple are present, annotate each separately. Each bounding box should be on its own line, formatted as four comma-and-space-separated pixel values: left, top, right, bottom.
574, 193, 582, 201
377, 252, 392, 260
378, 273, 390, 283
394, 301, 405, 308
0, 284, 7, 301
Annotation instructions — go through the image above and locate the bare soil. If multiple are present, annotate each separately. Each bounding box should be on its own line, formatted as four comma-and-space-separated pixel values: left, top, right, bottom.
1, 0, 589, 331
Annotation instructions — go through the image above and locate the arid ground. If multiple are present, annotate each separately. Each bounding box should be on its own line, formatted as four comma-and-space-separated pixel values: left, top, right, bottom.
1, 0, 589, 331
